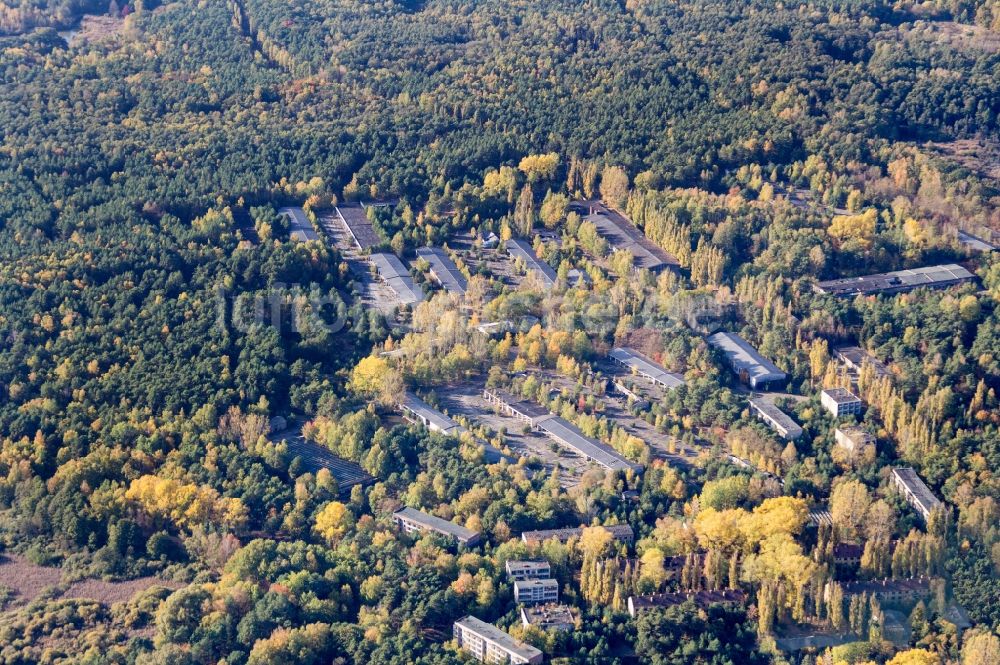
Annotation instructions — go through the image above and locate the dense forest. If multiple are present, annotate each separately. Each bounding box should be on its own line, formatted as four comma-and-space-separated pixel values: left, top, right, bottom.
0, 0, 999, 663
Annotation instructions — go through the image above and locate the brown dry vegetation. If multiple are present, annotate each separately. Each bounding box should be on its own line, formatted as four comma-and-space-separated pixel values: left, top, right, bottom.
914, 20, 1000, 54
928, 138, 1000, 181
0, 554, 181, 608
64, 14, 124, 47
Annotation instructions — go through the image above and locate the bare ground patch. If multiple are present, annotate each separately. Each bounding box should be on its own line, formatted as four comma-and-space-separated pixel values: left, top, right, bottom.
64, 15, 125, 47
0, 554, 181, 608
927, 138, 1000, 181
914, 20, 1000, 54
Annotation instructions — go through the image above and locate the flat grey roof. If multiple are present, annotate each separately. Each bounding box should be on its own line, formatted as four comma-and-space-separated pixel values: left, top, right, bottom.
486, 389, 552, 420
521, 604, 575, 627
836, 426, 874, 444
707, 332, 786, 384
958, 230, 996, 252
522, 524, 633, 543
748, 398, 803, 439
506, 239, 557, 289
814, 264, 975, 297
394, 506, 480, 543
892, 467, 942, 514
842, 577, 930, 596
610, 347, 685, 389
586, 212, 673, 271
822, 388, 861, 404
335, 203, 381, 249
629, 589, 746, 615
454, 616, 543, 661
507, 560, 550, 572
369, 253, 425, 305
279, 206, 320, 242
834, 346, 891, 378
537, 416, 643, 473
400, 392, 464, 434
416, 246, 468, 295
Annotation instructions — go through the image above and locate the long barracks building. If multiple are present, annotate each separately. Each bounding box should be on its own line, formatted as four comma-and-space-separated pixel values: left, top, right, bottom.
483, 389, 642, 474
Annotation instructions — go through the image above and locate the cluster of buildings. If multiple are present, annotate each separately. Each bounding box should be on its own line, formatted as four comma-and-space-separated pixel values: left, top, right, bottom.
506, 560, 559, 605
322, 199, 963, 663
398, 392, 510, 463
450, 558, 575, 664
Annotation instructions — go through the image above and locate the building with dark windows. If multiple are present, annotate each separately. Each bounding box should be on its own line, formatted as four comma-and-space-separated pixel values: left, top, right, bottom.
453, 616, 544, 664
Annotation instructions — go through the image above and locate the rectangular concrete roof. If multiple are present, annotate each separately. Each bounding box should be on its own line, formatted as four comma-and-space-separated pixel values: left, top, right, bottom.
487, 389, 552, 421
628, 589, 746, 615
416, 246, 468, 295
279, 206, 319, 242
586, 212, 672, 271
814, 264, 975, 297
394, 506, 480, 543
537, 416, 643, 473
521, 604, 575, 628
454, 616, 543, 661
514, 578, 558, 592
400, 392, 464, 434
505, 239, 557, 289
610, 347, 685, 389
369, 252, 425, 305
522, 524, 633, 544
707, 332, 786, 385
958, 230, 996, 252
748, 397, 803, 439
335, 203, 381, 249
821, 387, 861, 404
834, 346, 891, 378
892, 467, 942, 515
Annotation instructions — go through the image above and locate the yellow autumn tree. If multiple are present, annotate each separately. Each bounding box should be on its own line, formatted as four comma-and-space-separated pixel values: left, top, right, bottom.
578, 526, 614, 559
741, 497, 809, 543
518, 153, 560, 182
694, 508, 745, 553
125, 475, 247, 531
348, 354, 403, 406
314, 501, 354, 543
828, 208, 877, 249
886, 649, 939, 665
